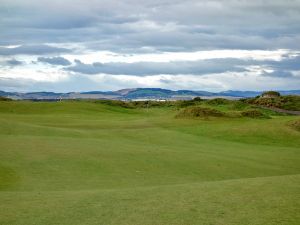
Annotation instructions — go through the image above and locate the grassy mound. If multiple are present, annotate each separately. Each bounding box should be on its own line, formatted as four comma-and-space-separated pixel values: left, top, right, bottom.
241, 109, 270, 119
176, 106, 225, 118
287, 119, 300, 131
245, 95, 300, 111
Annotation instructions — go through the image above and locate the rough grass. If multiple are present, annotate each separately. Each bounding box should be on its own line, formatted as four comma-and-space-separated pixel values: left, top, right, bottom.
245, 95, 300, 111
0, 100, 299, 225
176, 106, 225, 118
287, 119, 300, 131
207, 98, 231, 105
241, 109, 270, 119
93, 99, 176, 108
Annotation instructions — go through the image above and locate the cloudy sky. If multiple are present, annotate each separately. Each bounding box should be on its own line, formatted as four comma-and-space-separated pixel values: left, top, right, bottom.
0, 0, 300, 92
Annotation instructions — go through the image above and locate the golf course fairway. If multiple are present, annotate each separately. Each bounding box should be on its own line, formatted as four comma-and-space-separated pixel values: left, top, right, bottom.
0, 100, 299, 225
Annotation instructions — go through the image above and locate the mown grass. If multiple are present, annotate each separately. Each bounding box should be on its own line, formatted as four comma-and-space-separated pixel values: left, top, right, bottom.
0, 100, 299, 225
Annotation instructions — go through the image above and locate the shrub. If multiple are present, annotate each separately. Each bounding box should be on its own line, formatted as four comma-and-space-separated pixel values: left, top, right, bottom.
261, 91, 280, 97
193, 97, 203, 102
0, 96, 12, 101
176, 106, 225, 118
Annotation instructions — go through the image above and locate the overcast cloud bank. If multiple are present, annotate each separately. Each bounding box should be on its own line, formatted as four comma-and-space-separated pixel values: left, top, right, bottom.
0, 0, 299, 92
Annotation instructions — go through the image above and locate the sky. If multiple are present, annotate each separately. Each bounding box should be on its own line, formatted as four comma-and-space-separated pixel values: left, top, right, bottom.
0, 0, 300, 92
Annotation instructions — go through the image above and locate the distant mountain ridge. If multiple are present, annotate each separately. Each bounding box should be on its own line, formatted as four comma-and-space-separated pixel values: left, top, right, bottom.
1, 88, 300, 100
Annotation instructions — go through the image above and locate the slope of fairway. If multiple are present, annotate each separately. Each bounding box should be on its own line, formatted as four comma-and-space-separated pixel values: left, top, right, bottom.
0, 101, 299, 224
1, 175, 299, 225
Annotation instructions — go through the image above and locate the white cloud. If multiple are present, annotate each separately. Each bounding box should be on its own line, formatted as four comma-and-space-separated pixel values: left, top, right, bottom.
0, 66, 69, 82
63, 49, 296, 64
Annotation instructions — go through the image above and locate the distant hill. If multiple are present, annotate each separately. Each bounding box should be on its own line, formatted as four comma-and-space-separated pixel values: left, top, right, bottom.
0, 88, 299, 100
220, 90, 300, 97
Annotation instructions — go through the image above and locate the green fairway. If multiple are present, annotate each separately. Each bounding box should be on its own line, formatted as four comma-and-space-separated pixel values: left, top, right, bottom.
0, 100, 299, 225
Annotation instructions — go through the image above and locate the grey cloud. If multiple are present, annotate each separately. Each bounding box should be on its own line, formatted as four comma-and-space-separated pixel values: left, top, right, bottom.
0, 74, 136, 93
4, 59, 23, 66
1, 0, 300, 51
66, 58, 247, 75
38, 57, 71, 66
266, 55, 300, 71
258, 55, 300, 78
66, 55, 300, 79
0, 45, 72, 56
0, 77, 32, 90
1, 0, 300, 92
262, 70, 295, 78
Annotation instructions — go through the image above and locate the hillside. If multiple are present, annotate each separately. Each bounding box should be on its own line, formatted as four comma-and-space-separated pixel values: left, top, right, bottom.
1, 88, 299, 100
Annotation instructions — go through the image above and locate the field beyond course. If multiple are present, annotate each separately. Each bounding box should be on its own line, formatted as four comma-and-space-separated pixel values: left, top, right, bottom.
0, 100, 299, 225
